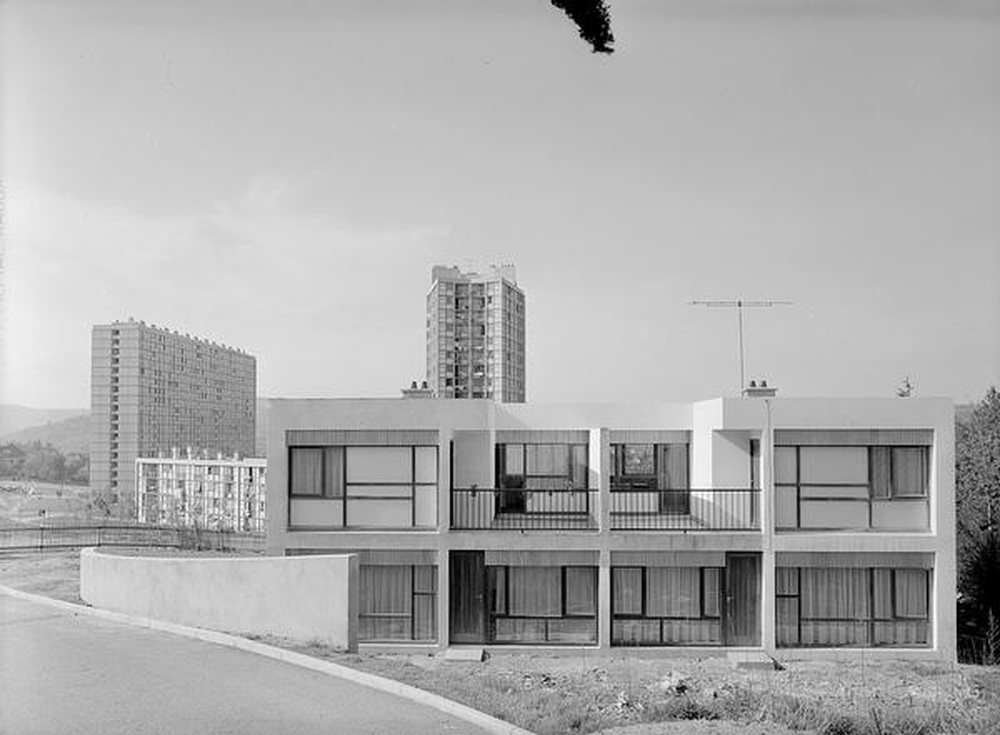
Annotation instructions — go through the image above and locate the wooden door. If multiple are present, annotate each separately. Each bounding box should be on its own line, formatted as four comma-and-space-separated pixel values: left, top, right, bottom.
449, 551, 486, 643
724, 553, 761, 646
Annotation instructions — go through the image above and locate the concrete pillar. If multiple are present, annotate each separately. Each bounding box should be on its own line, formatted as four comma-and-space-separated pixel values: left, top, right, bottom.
437, 549, 450, 651
591, 428, 609, 532
933, 414, 957, 660
599, 548, 612, 651
760, 399, 776, 654
440, 430, 453, 531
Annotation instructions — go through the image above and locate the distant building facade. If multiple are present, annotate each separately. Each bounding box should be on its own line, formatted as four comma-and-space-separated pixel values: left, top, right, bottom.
426, 265, 526, 402
135, 452, 266, 532
90, 319, 256, 513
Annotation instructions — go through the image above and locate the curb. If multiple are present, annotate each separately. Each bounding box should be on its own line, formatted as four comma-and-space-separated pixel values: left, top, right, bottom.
0, 585, 535, 735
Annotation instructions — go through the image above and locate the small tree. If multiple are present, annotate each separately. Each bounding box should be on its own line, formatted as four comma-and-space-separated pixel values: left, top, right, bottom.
896, 376, 915, 398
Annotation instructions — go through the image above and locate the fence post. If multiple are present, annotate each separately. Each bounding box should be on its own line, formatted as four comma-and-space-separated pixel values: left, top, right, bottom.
97, 526, 103, 547
38, 526, 44, 551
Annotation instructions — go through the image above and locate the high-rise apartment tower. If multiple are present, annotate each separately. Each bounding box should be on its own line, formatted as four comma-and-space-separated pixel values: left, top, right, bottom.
426, 265, 525, 402
90, 319, 256, 514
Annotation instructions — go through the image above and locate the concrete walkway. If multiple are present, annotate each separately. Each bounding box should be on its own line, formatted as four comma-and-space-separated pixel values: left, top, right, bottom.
0, 594, 494, 735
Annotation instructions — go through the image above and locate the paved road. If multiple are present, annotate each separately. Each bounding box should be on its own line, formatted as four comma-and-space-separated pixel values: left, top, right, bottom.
0, 595, 492, 735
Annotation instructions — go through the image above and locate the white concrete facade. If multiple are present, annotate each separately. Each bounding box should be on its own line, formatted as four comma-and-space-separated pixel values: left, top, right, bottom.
80, 548, 357, 650
266, 396, 955, 660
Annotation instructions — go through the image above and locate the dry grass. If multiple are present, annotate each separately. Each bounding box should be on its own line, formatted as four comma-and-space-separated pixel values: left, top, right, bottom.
3, 551, 998, 735
0, 549, 82, 602
265, 643, 1000, 735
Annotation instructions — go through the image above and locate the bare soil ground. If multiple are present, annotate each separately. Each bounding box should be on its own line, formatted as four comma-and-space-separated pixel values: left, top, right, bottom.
2, 551, 998, 735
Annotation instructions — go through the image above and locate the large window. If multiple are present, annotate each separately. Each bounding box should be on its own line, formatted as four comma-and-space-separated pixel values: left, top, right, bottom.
612, 566, 722, 646
488, 565, 597, 644
288, 445, 438, 528
776, 567, 930, 647
359, 565, 437, 642
775, 445, 929, 530
496, 444, 589, 490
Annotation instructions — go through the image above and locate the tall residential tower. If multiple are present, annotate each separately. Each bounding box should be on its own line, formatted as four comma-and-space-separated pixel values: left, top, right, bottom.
90, 319, 256, 514
426, 265, 526, 402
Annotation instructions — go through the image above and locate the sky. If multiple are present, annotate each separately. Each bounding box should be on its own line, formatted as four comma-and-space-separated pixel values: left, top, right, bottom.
2, 0, 998, 409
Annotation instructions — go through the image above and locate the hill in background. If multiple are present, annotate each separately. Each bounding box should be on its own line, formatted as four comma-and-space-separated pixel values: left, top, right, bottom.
1, 414, 91, 455
1, 400, 270, 458
0, 405, 89, 437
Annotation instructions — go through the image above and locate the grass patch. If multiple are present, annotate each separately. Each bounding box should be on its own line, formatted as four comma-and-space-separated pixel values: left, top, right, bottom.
258, 641, 1000, 735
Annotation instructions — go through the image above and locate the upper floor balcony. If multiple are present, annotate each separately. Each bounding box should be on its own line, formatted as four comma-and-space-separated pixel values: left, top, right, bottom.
283, 431, 933, 535
449, 486, 759, 531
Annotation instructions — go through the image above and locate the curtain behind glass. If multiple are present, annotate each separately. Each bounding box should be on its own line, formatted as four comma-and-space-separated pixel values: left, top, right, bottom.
657, 445, 688, 490
290, 448, 323, 496
870, 447, 892, 498
895, 569, 929, 618
801, 568, 868, 620
613, 568, 643, 615
646, 567, 699, 617
564, 567, 596, 615
892, 449, 928, 496
359, 565, 413, 640
323, 447, 344, 497
508, 567, 561, 616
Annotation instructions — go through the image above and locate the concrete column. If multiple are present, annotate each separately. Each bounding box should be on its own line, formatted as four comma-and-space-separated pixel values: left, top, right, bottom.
760, 399, 776, 654
591, 428, 609, 532
933, 415, 957, 660
440, 429, 453, 531
438, 430, 452, 651
598, 548, 612, 651
437, 549, 450, 651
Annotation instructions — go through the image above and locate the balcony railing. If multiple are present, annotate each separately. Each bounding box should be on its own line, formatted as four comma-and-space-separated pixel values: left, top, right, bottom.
451, 488, 598, 530
610, 488, 760, 531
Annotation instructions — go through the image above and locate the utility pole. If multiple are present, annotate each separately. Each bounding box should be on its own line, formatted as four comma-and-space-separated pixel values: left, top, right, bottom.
691, 299, 793, 392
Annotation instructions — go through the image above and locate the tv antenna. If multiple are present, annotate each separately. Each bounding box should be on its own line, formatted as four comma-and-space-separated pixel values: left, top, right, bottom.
691, 299, 793, 392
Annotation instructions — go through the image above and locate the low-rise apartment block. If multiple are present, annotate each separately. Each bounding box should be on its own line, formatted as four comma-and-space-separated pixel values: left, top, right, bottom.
266, 395, 954, 659
136, 451, 266, 532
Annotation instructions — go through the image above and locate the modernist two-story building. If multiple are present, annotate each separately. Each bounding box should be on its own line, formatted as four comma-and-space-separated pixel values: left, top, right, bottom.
266, 395, 955, 659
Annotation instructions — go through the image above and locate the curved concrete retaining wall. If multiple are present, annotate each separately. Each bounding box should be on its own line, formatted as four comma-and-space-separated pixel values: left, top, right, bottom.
80, 548, 357, 651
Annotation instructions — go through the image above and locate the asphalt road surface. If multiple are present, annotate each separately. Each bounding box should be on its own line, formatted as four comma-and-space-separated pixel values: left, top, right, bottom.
0, 594, 494, 735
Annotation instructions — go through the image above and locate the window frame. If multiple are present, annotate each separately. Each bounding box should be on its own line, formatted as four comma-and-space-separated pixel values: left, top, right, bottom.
358, 564, 438, 643
495, 443, 589, 490
609, 443, 690, 492
287, 444, 439, 529
775, 566, 931, 648
775, 444, 931, 530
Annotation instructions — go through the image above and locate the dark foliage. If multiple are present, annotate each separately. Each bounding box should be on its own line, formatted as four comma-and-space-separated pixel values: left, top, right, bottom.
549, 0, 614, 54
956, 387, 1000, 663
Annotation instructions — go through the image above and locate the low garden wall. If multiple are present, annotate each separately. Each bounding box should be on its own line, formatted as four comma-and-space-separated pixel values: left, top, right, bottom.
80, 548, 357, 650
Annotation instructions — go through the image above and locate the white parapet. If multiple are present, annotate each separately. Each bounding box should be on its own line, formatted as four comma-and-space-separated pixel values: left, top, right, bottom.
80, 548, 357, 650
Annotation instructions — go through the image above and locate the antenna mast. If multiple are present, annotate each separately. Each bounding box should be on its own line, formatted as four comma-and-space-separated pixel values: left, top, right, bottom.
691, 299, 793, 392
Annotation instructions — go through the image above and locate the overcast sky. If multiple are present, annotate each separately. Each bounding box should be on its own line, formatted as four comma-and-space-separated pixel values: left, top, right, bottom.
2, 0, 998, 409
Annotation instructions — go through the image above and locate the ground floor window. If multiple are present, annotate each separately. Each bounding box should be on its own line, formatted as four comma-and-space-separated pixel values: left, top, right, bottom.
488, 565, 597, 644
359, 565, 437, 642
776, 567, 930, 647
612, 566, 723, 645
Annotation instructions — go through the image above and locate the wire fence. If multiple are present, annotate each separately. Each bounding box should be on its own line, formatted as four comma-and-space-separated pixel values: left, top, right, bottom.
0, 523, 265, 553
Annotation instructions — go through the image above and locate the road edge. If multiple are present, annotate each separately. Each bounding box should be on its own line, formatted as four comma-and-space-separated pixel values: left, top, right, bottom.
0, 584, 535, 735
